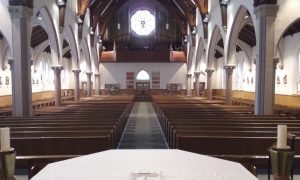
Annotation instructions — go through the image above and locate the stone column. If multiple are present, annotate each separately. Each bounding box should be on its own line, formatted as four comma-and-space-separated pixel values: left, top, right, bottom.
205, 69, 214, 100
86, 72, 93, 97
194, 72, 200, 96
72, 70, 81, 101
224, 65, 235, 105
8, 5, 33, 116
94, 74, 101, 95
186, 74, 192, 96
52, 66, 63, 106
254, 4, 279, 115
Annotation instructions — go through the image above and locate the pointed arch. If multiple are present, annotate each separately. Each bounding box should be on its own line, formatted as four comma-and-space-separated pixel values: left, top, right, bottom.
33, 40, 50, 71
237, 39, 253, 70
81, 37, 92, 72
187, 44, 196, 74
276, 18, 300, 69
206, 25, 221, 69
91, 45, 99, 74
64, 25, 80, 70
35, 6, 61, 66
194, 37, 205, 72
225, 5, 256, 65
0, 31, 11, 70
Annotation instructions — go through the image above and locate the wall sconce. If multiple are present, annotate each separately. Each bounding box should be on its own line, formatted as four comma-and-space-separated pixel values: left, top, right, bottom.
183, 35, 188, 44
57, 0, 65, 6
117, 23, 120, 30
76, 15, 83, 24
203, 14, 210, 23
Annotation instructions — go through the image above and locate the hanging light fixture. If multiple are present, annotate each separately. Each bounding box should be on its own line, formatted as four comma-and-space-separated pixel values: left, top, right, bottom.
98, 35, 103, 44
57, 0, 65, 6
117, 13, 120, 30
203, 14, 210, 23
191, 26, 197, 35
89, 27, 94, 35
183, 35, 188, 44
36, 12, 43, 20
76, 15, 83, 24
166, 12, 169, 30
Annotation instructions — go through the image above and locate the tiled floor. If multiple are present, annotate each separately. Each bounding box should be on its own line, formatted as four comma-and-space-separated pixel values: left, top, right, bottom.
118, 102, 168, 149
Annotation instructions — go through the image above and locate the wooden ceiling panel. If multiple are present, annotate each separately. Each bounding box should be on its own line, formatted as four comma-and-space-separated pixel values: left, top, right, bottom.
63, 49, 71, 59
253, 0, 277, 7
238, 24, 256, 47
43, 45, 51, 53
31, 26, 48, 48
283, 19, 300, 37
215, 50, 223, 59
63, 40, 69, 49
217, 39, 224, 49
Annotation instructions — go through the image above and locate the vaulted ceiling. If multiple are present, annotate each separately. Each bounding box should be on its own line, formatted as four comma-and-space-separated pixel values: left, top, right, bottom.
81, 0, 202, 36
29, 0, 300, 60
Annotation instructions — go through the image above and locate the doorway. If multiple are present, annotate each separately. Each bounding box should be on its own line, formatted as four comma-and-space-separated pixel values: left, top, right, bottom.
135, 82, 150, 101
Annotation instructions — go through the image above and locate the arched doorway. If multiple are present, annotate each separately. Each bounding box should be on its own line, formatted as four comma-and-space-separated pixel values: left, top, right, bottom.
135, 70, 150, 99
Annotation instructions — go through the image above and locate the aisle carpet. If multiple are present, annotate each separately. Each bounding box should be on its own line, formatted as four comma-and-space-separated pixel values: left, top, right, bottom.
118, 102, 168, 149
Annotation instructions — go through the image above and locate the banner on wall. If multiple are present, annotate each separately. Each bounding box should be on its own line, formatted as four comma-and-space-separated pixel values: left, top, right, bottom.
126, 72, 135, 89
151, 71, 160, 89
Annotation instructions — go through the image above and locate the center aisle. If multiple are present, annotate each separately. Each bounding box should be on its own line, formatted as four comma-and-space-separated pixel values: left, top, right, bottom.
118, 102, 168, 149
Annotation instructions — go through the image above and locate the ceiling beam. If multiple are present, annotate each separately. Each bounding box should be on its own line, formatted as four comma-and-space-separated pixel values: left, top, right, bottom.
172, 0, 185, 15
91, 0, 110, 31
195, 0, 208, 14
78, 0, 90, 16
158, 0, 187, 35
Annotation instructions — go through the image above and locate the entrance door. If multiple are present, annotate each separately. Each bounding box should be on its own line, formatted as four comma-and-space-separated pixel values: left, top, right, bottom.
136, 82, 150, 96
82, 82, 87, 96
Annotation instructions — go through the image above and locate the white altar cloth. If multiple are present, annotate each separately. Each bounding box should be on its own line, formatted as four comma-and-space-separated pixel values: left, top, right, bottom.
32, 149, 258, 180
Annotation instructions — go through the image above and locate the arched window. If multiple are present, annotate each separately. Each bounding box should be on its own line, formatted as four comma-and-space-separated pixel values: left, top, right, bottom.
136, 70, 150, 81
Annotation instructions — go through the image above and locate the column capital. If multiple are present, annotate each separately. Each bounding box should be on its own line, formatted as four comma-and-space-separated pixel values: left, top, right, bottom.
205, 69, 215, 74
186, 74, 192, 78
7, 59, 14, 70
224, 65, 236, 69
72, 69, 81, 74
8, 5, 33, 19
194, 72, 200, 77
94, 73, 101, 78
51, 66, 63, 72
86, 72, 93, 77
254, 4, 279, 18
224, 65, 235, 74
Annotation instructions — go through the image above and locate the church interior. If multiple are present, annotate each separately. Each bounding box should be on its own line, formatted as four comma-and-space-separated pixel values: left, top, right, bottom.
1, 0, 300, 179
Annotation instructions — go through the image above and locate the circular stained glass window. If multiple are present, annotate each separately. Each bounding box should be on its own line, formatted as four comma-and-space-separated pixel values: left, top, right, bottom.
131, 9, 155, 36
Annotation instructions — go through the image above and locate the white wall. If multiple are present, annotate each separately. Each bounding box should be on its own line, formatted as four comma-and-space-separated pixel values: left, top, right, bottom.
99, 63, 187, 89
275, 32, 300, 95
0, 66, 11, 95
